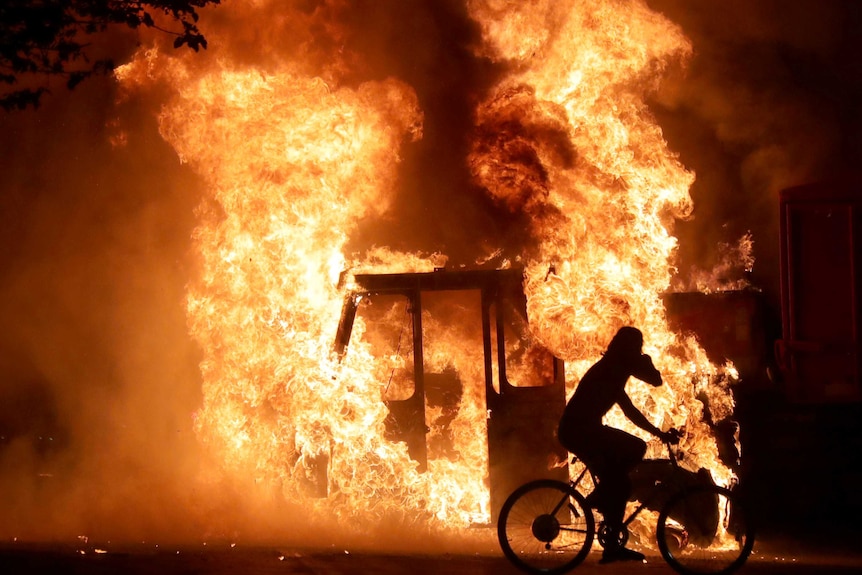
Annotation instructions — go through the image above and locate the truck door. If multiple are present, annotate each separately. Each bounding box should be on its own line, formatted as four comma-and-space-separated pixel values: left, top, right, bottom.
484, 287, 569, 521
342, 290, 428, 471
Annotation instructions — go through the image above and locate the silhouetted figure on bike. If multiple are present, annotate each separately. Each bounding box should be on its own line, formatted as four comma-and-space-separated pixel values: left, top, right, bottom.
558, 326, 678, 564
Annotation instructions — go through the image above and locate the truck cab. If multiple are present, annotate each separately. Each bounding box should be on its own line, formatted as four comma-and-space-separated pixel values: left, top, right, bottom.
334, 268, 568, 519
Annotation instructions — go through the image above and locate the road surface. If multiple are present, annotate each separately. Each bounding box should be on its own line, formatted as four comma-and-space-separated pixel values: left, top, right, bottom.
1, 535, 861, 575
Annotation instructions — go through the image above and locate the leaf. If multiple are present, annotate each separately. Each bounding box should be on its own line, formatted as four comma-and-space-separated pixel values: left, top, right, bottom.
67, 71, 88, 90
0, 88, 48, 111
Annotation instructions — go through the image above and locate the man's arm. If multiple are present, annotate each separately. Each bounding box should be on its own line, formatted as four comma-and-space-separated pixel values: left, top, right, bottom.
632, 354, 662, 387
617, 392, 664, 438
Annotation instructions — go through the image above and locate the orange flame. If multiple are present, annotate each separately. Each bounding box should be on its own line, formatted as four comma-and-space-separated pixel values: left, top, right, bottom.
115, 0, 743, 540
465, 0, 736, 473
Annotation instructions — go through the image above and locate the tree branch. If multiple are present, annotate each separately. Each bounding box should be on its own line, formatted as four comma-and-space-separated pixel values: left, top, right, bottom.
0, 0, 221, 109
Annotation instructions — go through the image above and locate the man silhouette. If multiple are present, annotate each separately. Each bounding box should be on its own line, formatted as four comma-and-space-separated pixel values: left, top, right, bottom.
557, 326, 678, 564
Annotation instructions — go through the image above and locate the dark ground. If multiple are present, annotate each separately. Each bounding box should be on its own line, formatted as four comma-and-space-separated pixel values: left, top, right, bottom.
0, 542, 860, 575
1, 530, 861, 575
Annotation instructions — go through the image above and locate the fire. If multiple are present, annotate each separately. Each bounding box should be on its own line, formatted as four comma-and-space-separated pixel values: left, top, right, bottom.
466, 0, 738, 454
115, 0, 743, 543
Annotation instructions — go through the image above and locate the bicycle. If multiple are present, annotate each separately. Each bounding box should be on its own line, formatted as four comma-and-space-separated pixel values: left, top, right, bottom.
496, 437, 755, 575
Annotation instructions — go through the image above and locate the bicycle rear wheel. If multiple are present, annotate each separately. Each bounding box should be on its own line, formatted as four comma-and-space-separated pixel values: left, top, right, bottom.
657, 484, 755, 575
497, 479, 595, 574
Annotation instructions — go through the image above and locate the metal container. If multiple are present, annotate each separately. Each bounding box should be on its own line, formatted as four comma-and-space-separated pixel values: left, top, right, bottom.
777, 178, 862, 403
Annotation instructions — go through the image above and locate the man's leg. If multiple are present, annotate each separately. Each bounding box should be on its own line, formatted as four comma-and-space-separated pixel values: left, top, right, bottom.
597, 427, 646, 523
597, 429, 647, 563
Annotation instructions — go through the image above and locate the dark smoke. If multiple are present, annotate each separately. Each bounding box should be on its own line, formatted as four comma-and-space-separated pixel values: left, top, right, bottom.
0, 62, 209, 541
1, 0, 859, 543
646, 0, 862, 307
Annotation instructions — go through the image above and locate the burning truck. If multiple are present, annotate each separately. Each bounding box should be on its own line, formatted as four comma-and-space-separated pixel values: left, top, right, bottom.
329, 266, 743, 527
333, 267, 568, 520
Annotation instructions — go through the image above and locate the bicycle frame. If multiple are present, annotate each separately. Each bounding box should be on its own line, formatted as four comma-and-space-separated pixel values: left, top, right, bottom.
568, 442, 722, 531
497, 441, 755, 575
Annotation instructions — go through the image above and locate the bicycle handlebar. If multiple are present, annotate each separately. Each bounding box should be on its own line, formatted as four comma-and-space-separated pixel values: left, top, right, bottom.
661, 428, 684, 464
664, 427, 684, 445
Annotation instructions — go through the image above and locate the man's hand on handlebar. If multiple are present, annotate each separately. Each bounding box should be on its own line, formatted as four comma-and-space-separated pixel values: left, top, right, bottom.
660, 427, 683, 445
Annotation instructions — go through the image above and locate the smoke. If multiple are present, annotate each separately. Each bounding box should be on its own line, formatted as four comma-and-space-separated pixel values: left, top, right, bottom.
1, 0, 858, 546
0, 67, 211, 541
646, 0, 862, 304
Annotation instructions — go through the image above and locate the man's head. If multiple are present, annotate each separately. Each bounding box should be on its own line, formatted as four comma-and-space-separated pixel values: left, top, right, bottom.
605, 326, 644, 358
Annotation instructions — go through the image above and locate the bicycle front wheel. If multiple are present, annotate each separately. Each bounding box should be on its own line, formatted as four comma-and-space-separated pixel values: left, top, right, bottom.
657, 484, 755, 575
497, 479, 595, 574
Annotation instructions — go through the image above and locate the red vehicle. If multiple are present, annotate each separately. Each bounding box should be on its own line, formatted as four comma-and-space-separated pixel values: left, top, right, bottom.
777, 178, 862, 403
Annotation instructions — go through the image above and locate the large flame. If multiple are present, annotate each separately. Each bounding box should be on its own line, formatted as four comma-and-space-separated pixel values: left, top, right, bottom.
116, 0, 741, 542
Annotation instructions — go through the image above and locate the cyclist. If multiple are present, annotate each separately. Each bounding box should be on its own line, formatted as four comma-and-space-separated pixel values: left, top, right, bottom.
557, 326, 679, 564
